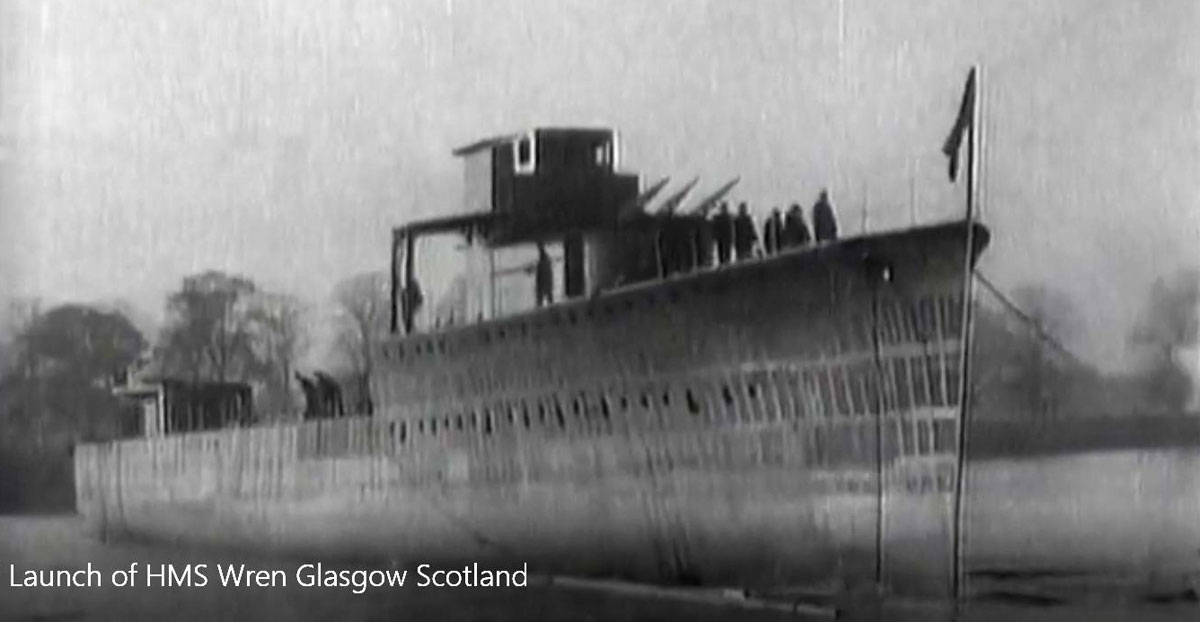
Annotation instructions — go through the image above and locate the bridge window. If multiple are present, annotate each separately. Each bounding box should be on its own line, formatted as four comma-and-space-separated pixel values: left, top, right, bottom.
514, 133, 535, 174
593, 141, 612, 168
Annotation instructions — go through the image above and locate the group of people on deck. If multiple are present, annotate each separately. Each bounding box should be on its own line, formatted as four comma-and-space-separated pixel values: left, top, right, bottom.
530, 189, 840, 306
656, 189, 839, 277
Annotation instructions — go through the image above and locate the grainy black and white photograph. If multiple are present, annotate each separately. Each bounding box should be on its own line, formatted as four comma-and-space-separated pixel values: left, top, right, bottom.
1, 1, 1198, 620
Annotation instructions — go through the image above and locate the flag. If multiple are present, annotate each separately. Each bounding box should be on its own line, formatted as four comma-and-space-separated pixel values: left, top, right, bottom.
942, 68, 977, 182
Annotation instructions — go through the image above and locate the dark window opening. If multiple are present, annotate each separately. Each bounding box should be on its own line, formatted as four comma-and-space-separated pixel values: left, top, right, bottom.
722, 385, 734, 406
456, 415, 464, 430
516, 136, 533, 170
662, 391, 671, 406
686, 389, 701, 415
600, 396, 612, 420
640, 393, 650, 409
555, 402, 566, 429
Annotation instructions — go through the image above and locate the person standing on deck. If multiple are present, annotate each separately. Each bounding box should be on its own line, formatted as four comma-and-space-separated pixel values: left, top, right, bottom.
535, 242, 554, 306
733, 202, 758, 260
693, 215, 714, 268
812, 189, 838, 242
783, 203, 811, 248
711, 202, 734, 264
763, 207, 783, 255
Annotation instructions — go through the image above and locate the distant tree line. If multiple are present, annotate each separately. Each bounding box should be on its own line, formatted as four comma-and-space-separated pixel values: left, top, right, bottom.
0, 268, 388, 511
971, 268, 1199, 423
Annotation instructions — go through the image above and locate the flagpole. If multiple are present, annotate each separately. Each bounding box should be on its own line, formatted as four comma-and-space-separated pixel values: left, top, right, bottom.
951, 63, 982, 605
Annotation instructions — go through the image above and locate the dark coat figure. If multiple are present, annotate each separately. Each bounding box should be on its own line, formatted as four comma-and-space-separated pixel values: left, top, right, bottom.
732, 202, 758, 261
295, 372, 321, 419
711, 202, 734, 264
654, 221, 670, 277
812, 190, 838, 242
692, 217, 714, 268
783, 203, 811, 248
669, 220, 695, 274
763, 208, 783, 255
535, 243, 553, 306
400, 278, 424, 333
313, 371, 345, 418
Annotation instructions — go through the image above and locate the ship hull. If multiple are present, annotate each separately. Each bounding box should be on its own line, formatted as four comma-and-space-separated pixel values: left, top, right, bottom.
76, 220, 986, 597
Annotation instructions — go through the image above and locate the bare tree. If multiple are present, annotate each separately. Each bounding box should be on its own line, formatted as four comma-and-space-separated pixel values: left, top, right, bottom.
1128, 268, 1200, 413
246, 292, 308, 420
158, 271, 262, 383
1011, 284, 1079, 421
332, 271, 389, 415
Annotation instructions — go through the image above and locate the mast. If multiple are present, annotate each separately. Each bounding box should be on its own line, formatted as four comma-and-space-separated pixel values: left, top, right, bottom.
951, 64, 982, 603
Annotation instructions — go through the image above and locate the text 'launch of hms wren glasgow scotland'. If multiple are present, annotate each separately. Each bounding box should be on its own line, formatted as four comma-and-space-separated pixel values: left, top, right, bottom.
9, 562, 529, 594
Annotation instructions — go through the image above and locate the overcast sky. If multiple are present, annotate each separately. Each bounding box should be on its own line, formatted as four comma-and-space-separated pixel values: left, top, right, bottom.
1, 0, 1197, 371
